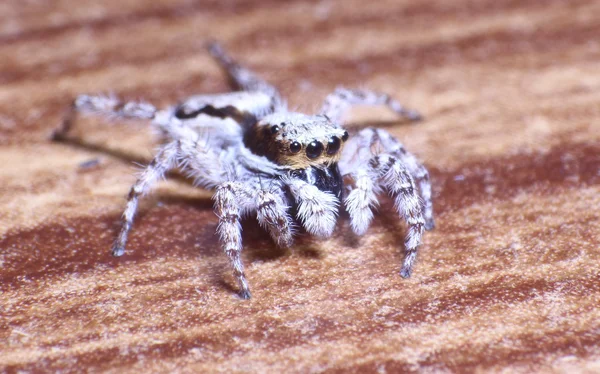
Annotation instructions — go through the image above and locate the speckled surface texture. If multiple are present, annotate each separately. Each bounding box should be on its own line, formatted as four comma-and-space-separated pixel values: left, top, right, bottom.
1, 0, 600, 372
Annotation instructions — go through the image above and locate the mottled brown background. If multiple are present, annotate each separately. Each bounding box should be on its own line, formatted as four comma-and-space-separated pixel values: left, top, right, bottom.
1, 0, 600, 373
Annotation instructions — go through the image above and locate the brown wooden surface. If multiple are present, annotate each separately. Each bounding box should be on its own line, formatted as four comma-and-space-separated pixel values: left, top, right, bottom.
1, 0, 600, 373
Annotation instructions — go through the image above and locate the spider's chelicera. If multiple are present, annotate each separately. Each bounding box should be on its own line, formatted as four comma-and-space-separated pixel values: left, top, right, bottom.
54, 42, 435, 299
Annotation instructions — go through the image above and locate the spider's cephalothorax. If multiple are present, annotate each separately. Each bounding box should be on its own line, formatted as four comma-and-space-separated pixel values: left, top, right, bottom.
54, 42, 434, 299
245, 112, 349, 200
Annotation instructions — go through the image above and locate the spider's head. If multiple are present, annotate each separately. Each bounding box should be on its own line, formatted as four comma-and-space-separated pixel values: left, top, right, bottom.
245, 112, 349, 169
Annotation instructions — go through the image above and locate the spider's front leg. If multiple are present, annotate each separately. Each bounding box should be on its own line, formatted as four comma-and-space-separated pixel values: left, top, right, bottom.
373, 129, 434, 229
319, 87, 422, 125
214, 179, 294, 299
344, 149, 425, 277
213, 182, 255, 299
376, 154, 425, 277
255, 188, 294, 248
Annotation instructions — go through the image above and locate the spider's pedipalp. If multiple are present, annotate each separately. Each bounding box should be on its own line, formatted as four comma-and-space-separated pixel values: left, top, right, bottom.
344, 168, 380, 235
283, 176, 339, 238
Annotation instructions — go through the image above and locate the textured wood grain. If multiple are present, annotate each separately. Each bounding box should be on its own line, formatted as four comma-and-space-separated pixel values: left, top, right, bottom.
1, 0, 600, 373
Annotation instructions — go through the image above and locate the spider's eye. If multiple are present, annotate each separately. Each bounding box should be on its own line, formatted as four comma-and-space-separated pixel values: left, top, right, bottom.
341, 131, 349, 142
306, 141, 323, 159
290, 141, 302, 154
270, 125, 280, 134
327, 136, 341, 155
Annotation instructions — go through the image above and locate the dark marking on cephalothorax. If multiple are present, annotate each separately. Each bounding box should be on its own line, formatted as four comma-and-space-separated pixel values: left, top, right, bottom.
174, 104, 257, 128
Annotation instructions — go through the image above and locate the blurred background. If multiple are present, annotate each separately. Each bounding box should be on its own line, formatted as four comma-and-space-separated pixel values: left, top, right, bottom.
1, 0, 599, 372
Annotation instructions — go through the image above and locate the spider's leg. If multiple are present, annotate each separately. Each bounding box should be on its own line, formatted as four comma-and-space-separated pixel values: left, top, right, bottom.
213, 182, 255, 299
373, 153, 425, 278
52, 94, 157, 140
254, 188, 294, 248
319, 87, 421, 125
112, 140, 180, 256
207, 41, 284, 108
374, 129, 434, 229
283, 176, 339, 238
112, 137, 225, 256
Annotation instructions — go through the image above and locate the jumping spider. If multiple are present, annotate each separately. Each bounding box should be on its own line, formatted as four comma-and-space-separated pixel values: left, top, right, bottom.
54, 42, 435, 299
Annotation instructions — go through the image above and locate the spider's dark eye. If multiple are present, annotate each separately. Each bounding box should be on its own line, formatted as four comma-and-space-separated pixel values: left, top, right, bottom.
271, 125, 280, 134
306, 141, 323, 159
341, 131, 349, 142
327, 136, 341, 155
290, 141, 302, 154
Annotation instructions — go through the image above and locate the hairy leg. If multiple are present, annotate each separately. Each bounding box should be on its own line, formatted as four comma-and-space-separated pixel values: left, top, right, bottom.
213, 181, 256, 299
319, 87, 421, 125
52, 94, 157, 140
374, 153, 425, 277
112, 140, 179, 256
112, 138, 225, 255
255, 188, 294, 248
341, 128, 434, 231
374, 129, 434, 229
342, 128, 425, 276
207, 41, 284, 109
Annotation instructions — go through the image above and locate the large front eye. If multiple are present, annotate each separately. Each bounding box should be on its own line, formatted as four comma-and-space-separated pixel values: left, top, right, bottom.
327, 136, 341, 155
306, 141, 323, 159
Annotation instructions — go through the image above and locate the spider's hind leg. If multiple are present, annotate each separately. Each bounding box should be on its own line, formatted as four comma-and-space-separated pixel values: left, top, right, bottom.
207, 42, 283, 107
319, 87, 422, 125
52, 94, 157, 141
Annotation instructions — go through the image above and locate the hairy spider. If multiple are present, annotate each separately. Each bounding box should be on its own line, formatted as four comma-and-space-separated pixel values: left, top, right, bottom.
54, 42, 435, 299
